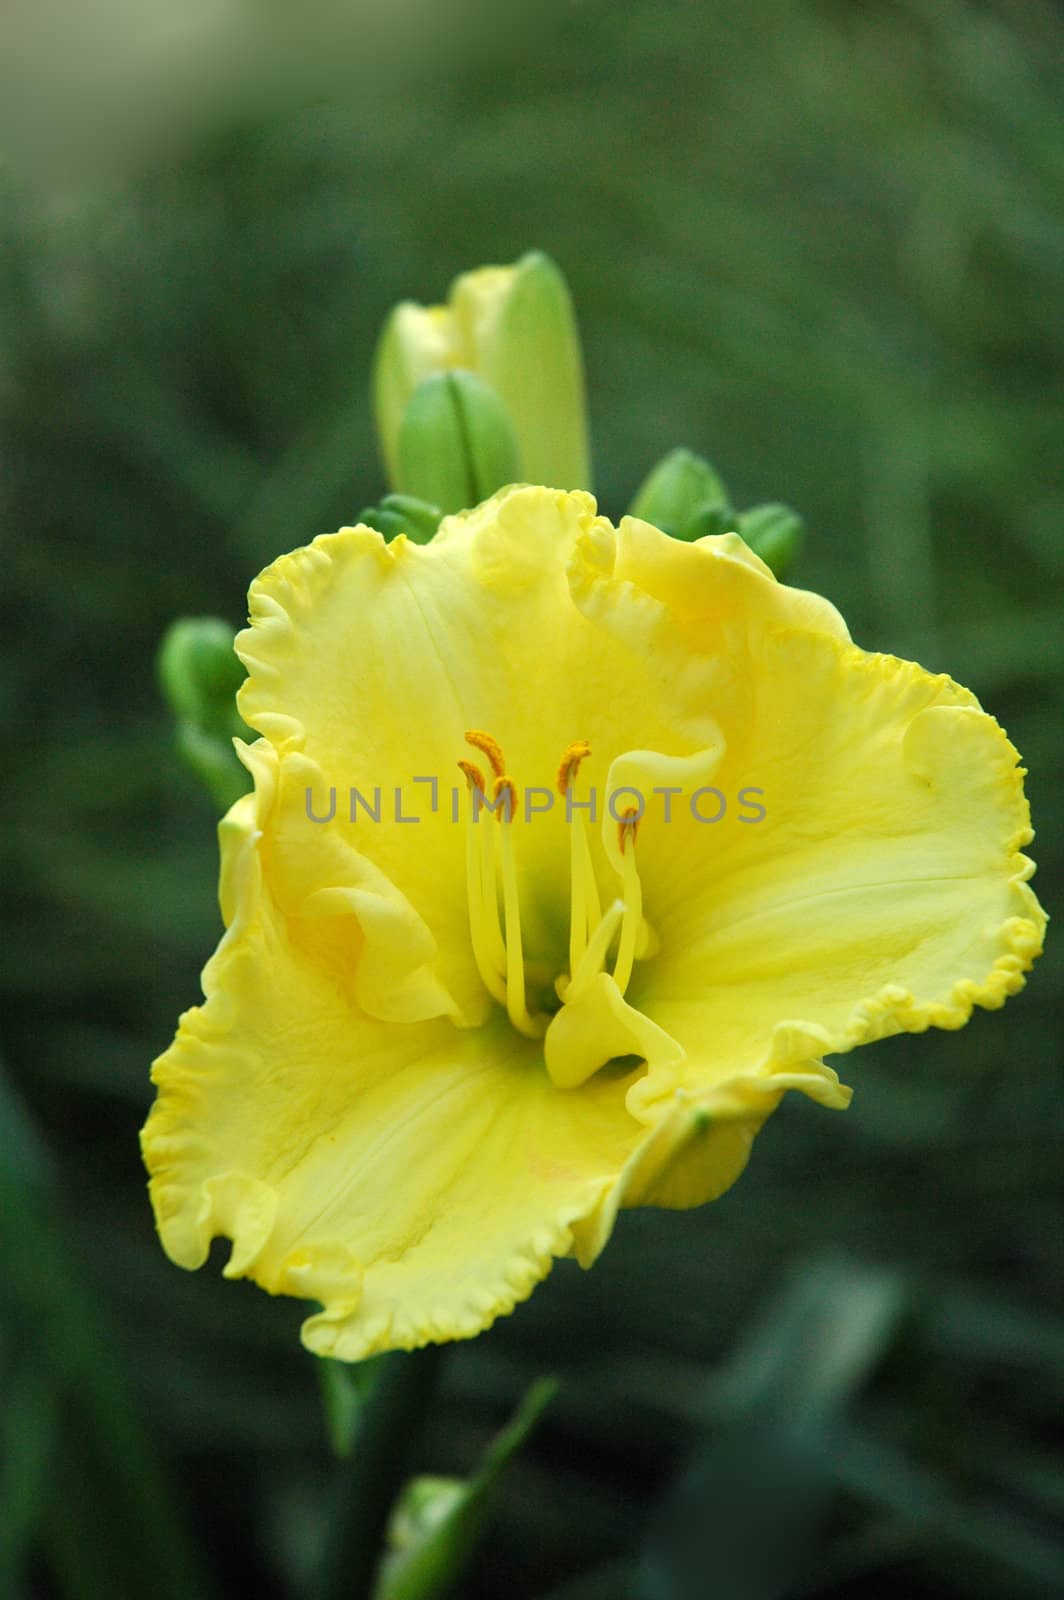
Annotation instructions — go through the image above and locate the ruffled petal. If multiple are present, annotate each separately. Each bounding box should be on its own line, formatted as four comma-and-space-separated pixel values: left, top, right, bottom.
238, 739, 478, 1026
635, 630, 1045, 1088
571, 1057, 851, 1267
556, 503, 1043, 1107
143, 784, 648, 1357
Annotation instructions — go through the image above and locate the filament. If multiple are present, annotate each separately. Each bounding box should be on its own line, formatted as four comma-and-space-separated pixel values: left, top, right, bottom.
457, 733, 647, 1035
494, 778, 545, 1038
612, 810, 643, 996
557, 740, 602, 976
458, 761, 507, 1005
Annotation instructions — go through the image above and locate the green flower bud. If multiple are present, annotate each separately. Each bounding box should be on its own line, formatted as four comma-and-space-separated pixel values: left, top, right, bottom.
468, 250, 591, 491
396, 370, 520, 515
157, 617, 243, 737
373, 304, 452, 491
685, 500, 740, 541
358, 494, 443, 545
373, 251, 591, 497
628, 448, 734, 540
738, 502, 804, 578
157, 617, 247, 810
357, 506, 417, 542
386, 1477, 467, 1554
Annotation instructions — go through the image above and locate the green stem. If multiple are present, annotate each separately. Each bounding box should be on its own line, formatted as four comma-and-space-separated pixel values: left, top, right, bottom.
313, 1346, 445, 1600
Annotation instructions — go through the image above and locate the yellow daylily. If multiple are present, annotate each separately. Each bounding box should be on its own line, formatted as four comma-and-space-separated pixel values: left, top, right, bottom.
142, 486, 1045, 1360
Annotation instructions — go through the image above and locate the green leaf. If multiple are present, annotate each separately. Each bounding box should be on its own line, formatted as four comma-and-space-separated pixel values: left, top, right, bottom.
700, 1256, 909, 1430
637, 1425, 834, 1600
635, 1260, 910, 1600
0, 1061, 212, 1600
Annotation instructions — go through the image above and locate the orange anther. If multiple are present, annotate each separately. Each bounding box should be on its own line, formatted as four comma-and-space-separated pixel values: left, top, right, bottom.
493, 775, 518, 822
556, 739, 592, 796
457, 759, 486, 794
465, 729, 507, 778
617, 806, 641, 854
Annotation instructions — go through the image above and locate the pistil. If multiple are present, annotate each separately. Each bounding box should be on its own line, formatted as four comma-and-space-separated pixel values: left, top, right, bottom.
562, 899, 625, 1003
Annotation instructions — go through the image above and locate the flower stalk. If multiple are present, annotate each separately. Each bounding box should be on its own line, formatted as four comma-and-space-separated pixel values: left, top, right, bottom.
313, 1347, 445, 1600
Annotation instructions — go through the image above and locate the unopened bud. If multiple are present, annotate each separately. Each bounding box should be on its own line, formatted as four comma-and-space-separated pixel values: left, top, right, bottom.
157, 617, 247, 810
396, 371, 520, 515
466, 250, 591, 491
359, 494, 443, 545
738, 503, 804, 577
157, 617, 243, 736
628, 448, 734, 540
373, 251, 591, 500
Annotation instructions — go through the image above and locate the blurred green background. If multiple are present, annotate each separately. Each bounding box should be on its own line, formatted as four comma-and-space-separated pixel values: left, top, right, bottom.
2, 1, 1062, 1596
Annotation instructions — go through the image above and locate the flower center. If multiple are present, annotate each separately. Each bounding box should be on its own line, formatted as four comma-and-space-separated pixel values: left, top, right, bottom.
457, 730, 648, 1040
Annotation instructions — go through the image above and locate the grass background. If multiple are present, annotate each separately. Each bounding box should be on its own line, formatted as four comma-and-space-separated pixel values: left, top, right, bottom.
2, 1, 1062, 1595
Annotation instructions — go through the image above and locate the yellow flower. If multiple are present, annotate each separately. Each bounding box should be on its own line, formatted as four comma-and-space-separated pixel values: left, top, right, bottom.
142, 486, 1045, 1360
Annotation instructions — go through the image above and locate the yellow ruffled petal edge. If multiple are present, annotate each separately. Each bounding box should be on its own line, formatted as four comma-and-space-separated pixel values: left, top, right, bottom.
145, 991, 850, 1360
763, 693, 1047, 1046
142, 762, 851, 1358
140, 809, 1039, 1364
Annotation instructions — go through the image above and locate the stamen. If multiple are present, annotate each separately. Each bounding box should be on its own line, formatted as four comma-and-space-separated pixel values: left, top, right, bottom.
478, 823, 508, 974
557, 739, 601, 975
457, 757, 485, 793
492, 774, 517, 823
556, 739, 591, 796
465, 729, 507, 778
457, 760, 507, 1006
458, 733, 650, 1041
493, 776, 545, 1038
617, 808, 641, 854
613, 808, 643, 996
